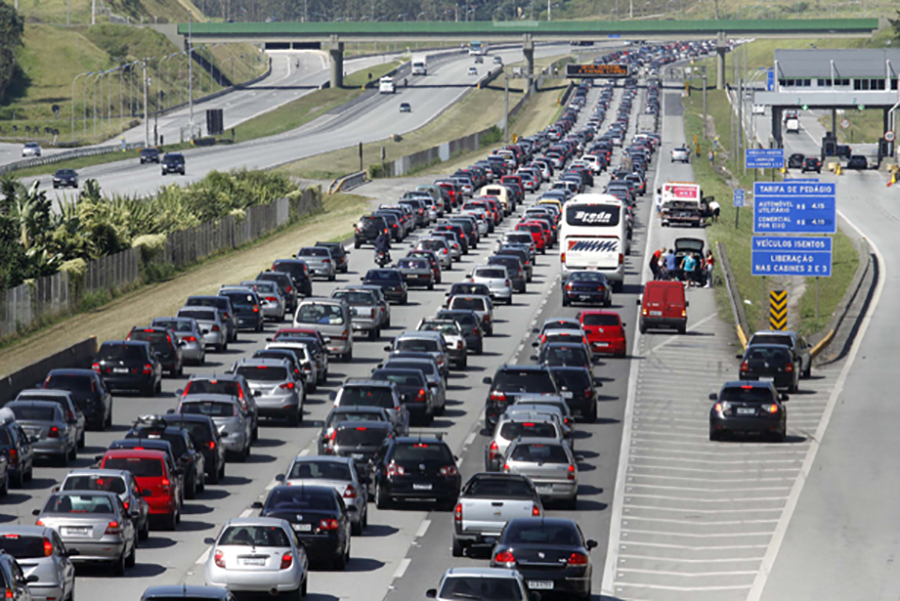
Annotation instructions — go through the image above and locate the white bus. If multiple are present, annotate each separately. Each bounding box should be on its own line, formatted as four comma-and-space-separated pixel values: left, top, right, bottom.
559, 194, 629, 292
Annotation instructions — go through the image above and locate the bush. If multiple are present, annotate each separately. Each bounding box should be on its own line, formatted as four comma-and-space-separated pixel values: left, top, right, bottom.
369, 163, 385, 178
479, 126, 502, 148
131, 234, 167, 264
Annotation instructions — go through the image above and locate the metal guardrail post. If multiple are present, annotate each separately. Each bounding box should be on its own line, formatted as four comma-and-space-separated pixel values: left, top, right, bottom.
715, 241, 750, 347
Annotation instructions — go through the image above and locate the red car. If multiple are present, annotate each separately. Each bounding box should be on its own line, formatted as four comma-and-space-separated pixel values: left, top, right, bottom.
578, 310, 627, 358
515, 222, 547, 253
100, 449, 182, 530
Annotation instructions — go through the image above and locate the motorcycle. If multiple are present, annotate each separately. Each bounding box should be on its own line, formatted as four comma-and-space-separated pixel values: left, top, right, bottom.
375, 250, 391, 267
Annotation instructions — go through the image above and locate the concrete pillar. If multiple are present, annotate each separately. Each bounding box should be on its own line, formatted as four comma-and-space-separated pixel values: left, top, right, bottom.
771, 107, 783, 149
523, 35, 535, 83
716, 32, 727, 91
329, 36, 344, 88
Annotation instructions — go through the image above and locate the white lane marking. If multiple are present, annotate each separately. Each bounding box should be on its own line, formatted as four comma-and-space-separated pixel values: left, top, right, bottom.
300, 448, 310, 456
624, 516, 779, 526
392, 557, 411, 580
746, 211, 885, 601
195, 546, 211, 564
645, 313, 717, 355
614, 583, 752, 592
625, 494, 789, 503
617, 568, 758, 577
621, 541, 769, 551
415, 520, 431, 538
629, 454, 800, 465
622, 529, 773, 538
626, 505, 782, 514
240, 508, 254, 518
619, 554, 765, 563
463, 432, 476, 447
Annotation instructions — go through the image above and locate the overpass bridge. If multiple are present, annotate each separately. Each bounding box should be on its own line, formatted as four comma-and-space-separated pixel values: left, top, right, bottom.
177, 19, 878, 88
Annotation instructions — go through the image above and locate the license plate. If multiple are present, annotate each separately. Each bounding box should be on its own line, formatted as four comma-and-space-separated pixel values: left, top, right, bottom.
241, 557, 266, 566
528, 581, 554, 590
113, 368, 129, 374
64, 527, 90, 536
413, 483, 433, 491
649, 310, 662, 316
596, 342, 609, 347
760, 376, 775, 382
578, 295, 591, 300
292, 523, 312, 532
536, 485, 553, 493
351, 453, 365, 460
736, 407, 756, 415
561, 392, 573, 399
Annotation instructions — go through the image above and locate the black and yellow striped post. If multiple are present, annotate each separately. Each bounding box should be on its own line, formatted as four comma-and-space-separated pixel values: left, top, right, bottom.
769, 290, 787, 330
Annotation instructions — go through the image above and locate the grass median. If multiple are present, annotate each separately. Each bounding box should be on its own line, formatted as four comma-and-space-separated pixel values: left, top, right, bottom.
682, 89, 858, 337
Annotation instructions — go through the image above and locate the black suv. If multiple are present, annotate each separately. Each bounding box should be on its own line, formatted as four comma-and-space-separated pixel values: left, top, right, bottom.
42, 369, 113, 430
126, 418, 206, 498
354, 215, 389, 248
709, 380, 788, 442
368, 434, 460, 510
161, 414, 226, 484
482, 365, 559, 429
362, 269, 408, 305
550, 365, 599, 422
271, 259, 314, 297
161, 152, 185, 175
0, 417, 31, 488
127, 326, 184, 377
93, 341, 163, 396
315, 242, 349, 273
140, 148, 160, 164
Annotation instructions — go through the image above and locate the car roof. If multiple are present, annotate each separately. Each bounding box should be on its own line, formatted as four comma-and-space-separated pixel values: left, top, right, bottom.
64, 468, 132, 479
442, 567, 521, 578
721, 380, 776, 389
291, 455, 355, 465
223, 517, 290, 528
334, 419, 392, 430
342, 379, 394, 388
180, 394, 241, 403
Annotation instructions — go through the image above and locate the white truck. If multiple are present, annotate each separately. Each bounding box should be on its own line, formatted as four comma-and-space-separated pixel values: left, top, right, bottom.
785, 116, 800, 133
378, 76, 395, 94
411, 55, 427, 76
660, 181, 704, 227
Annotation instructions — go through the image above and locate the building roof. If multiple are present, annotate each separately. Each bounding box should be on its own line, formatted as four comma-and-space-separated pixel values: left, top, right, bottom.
775, 49, 900, 79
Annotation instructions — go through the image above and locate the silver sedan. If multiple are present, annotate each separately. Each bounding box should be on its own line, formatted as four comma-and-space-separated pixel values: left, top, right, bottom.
204, 518, 308, 596
151, 316, 206, 364
297, 246, 337, 280
176, 307, 229, 353
33, 491, 137, 575
6, 401, 75, 466
240, 280, 286, 321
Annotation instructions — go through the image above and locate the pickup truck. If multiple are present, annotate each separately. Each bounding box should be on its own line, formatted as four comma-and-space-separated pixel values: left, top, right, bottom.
452, 473, 543, 557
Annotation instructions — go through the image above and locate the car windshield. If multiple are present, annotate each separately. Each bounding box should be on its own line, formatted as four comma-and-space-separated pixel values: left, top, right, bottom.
339, 387, 394, 408
44, 494, 115, 514
220, 525, 290, 547
365, 270, 401, 282
510, 443, 569, 464
334, 427, 390, 447
393, 443, 453, 463
467, 477, 533, 499
395, 338, 438, 353
505, 521, 580, 545
493, 370, 556, 393
98, 344, 145, 362
476, 268, 507, 279
295, 304, 345, 325
746, 347, 791, 364
385, 360, 436, 377
0, 535, 52, 559
750, 335, 794, 348
236, 366, 288, 382
62, 475, 127, 494
438, 577, 523, 601
181, 400, 236, 417
500, 421, 557, 440
103, 457, 163, 477
332, 291, 375, 305
9, 405, 56, 421
570, 272, 606, 283
449, 297, 486, 311
153, 319, 195, 333
178, 309, 217, 321
288, 461, 353, 480
397, 259, 427, 269
265, 488, 335, 511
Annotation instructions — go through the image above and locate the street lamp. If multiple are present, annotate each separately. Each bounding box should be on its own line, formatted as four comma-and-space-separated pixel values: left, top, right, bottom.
71, 71, 92, 142
160, 52, 181, 111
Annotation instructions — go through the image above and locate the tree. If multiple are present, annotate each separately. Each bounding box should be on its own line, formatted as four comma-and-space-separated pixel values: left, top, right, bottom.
891, 10, 900, 41
0, 1, 24, 104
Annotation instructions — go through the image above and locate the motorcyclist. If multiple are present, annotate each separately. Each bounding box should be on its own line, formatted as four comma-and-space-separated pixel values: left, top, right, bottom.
374, 231, 391, 263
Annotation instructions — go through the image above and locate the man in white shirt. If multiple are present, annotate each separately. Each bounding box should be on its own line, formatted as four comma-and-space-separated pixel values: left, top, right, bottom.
708, 199, 721, 223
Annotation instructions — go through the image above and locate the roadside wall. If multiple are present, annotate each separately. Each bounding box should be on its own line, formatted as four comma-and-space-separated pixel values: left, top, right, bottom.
0, 337, 97, 403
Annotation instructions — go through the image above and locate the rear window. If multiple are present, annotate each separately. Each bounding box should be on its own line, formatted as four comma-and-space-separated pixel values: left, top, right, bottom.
43, 494, 115, 514
365, 270, 402, 283
493, 370, 556, 394
295, 303, 345, 325
582, 313, 620, 326
168, 420, 213, 443
746, 347, 791, 363
397, 259, 428, 269
103, 457, 163, 477
719, 387, 775, 404
185, 380, 241, 396
332, 291, 375, 305
236, 366, 288, 382
750, 335, 793, 348
505, 521, 580, 545
44, 375, 93, 392
129, 330, 169, 345
438, 312, 476, 326
220, 525, 290, 547
299, 248, 329, 257
373, 370, 426, 388
386, 361, 436, 377
328, 411, 387, 427
62, 475, 127, 494
0, 535, 49, 559
265, 488, 336, 511
449, 297, 486, 311
177, 309, 217, 321
500, 421, 558, 440
466, 477, 534, 499
393, 442, 453, 463
98, 344, 146, 362
476, 268, 507, 279
395, 338, 438, 353
288, 461, 353, 481
552, 369, 591, 391
153, 320, 194, 333
181, 401, 236, 417
510, 443, 569, 464
221, 292, 255, 306
9, 405, 56, 421
419, 322, 459, 336
334, 427, 391, 447
339, 386, 395, 408
545, 347, 589, 365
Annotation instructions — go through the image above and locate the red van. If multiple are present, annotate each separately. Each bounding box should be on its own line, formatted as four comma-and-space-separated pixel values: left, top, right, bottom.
637, 281, 688, 334
100, 449, 182, 530
578, 310, 627, 357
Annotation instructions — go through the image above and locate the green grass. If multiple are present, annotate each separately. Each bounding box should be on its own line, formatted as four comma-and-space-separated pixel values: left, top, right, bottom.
817, 109, 885, 144
13, 0, 201, 25
682, 89, 859, 336
344, 60, 403, 88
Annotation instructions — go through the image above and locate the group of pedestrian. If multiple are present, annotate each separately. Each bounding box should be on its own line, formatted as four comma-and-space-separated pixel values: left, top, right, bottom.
649, 247, 714, 288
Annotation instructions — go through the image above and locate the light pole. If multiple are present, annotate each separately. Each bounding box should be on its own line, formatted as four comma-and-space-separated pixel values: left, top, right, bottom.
160, 52, 180, 110
71, 71, 92, 142
92, 70, 106, 138
225, 57, 236, 86
83, 72, 98, 140
188, 16, 194, 139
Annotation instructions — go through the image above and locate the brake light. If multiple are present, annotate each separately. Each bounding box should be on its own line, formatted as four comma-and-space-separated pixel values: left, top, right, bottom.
252, 305, 259, 313
489, 391, 507, 403
494, 551, 516, 565
48, 426, 59, 439
211, 325, 220, 332
765, 404, 779, 414
142, 364, 153, 375
454, 503, 463, 521
209, 441, 216, 450
91, 362, 100, 372
35, 520, 44, 527
618, 253, 624, 265
532, 504, 541, 516
183, 336, 197, 343
567, 464, 576, 480
318, 518, 340, 531
105, 521, 122, 534
42, 537, 53, 557
279, 382, 295, 390
567, 552, 589, 565
9, 449, 17, 465
4, 589, 11, 599
714, 402, 723, 412
502, 463, 510, 471
286, 286, 293, 293
214, 550, 225, 568
740, 361, 749, 372
265, 297, 278, 302
161, 478, 171, 489
277, 551, 293, 570
440, 466, 458, 477
414, 389, 427, 403
785, 363, 794, 373
386, 464, 405, 476
488, 440, 499, 459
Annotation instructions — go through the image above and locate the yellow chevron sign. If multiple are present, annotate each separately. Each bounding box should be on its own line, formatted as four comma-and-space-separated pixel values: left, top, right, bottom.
769, 290, 787, 330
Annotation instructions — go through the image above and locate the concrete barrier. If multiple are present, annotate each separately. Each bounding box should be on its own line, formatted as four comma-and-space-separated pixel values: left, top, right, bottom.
0, 142, 146, 175
0, 337, 97, 400
328, 171, 367, 194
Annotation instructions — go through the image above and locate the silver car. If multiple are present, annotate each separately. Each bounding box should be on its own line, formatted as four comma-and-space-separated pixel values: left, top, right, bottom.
278, 456, 368, 535
240, 280, 286, 321
151, 317, 206, 364
332, 380, 409, 436
395, 257, 435, 290
230, 358, 304, 427
502, 437, 578, 508
413, 238, 452, 270
468, 266, 512, 305
176, 395, 252, 462
382, 357, 447, 417
264, 340, 319, 393
484, 412, 565, 472
388, 331, 450, 380
293, 298, 353, 361
203, 518, 308, 597
58, 468, 151, 542
12, 390, 85, 450
297, 246, 336, 281
447, 294, 495, 336
417, 318, 467, 369
427, 567, 530, 601
0, 526, 74, 601
22, 143, 41, 158
33, 491, 137, 575
5, 402, 74, 466
176, 307, 229, 352
331, 288, 385, 340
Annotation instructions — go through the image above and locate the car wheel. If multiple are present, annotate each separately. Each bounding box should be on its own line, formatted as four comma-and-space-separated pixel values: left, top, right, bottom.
770, 430, 786, 443
113, 551, 127, 576
375, 483, 390, 509
368, 328, 379, 341
639, 321, 647, 334
561, 295, 569, 307
155, 380, 162, 395
252, 423, 259, 442
139, 518, 150, 541
506, 297, 512, 305
476, 343, 484, 355
709, 428, 722, 441
68, 443, 77, 461
428, 283, 434, 290
288, 408, 300, 428
0, 473, 8, 497
803, 363, 812, 379
125, 539, 136, 567
333, 541, 349, 571
343, 348, 353, 362
351, 518, 363, 536
452, 537, 465, 557
239, 444, 250, 463
186, 475, 197, 500
215, 342, 224, 352
78, 431, 85, 449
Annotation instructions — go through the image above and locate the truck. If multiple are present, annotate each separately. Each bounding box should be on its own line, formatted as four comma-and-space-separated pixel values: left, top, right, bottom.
451, 473, 543, 557
378, 76, 395, 94
468, 41, 487, 56
785, 116, 800, 133
660, 181, 704, 227
411, 55, 427, 76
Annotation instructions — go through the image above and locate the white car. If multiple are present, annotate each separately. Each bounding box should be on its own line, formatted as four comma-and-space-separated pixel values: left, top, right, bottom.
22, 142, 41, 157
468, 266, 513, 305
467, 67, 478, 76
671, 146, 691, 163
752, 103, 766, 115
580, 154, 603, 173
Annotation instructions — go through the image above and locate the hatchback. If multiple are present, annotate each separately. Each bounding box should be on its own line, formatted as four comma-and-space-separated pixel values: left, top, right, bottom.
468, 267, 512, 305
446, 295, 494, 336
58, 468, 151, 540
218, 287, 264, 332
562, 271, 612, 307
240, 280, 286, 321
151, 317, 206, 364
177, 306, 229, 352
501, 438, 578, 508
270, 260, 313, 297
0, 526, 75, 601
4, 402, 74, 466
278, 455, 369, 535
230, 358, 303, 426
361, 270, 408, 305
176, 395, 252, 462
485, 413, 565, 472
41, 369, 112, 431
127, 326, 185, 377
12, 390, 85, 450
161, 153, 185, 175
315, 242, 349, 273
185, 295, 238, 343
709, 381, 788, 442
99, 449, 182, 530
737, 344, 799, 392
93, 341, 162, 396
367, 435, 460, 510
578, 310, 626, 357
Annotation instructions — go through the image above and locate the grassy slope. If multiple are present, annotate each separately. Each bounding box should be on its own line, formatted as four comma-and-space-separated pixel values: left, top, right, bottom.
551, 0, 894, 21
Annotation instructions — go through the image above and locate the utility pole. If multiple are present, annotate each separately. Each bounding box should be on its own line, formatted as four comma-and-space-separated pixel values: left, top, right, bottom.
504, 74, 510, 143
738, 76, 744, 175
71, 71, 91, 142
143, 61, 150, 147
702, 67, 707, 140
91, 0, 96, 24
547, 0, 551, 20
188, 16, 194, 139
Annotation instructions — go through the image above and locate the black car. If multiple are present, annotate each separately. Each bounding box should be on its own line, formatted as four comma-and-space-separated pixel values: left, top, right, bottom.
52, 169, 78, 189
444, 283, 490, 303
186, 295, 239, 342
159, 413, 226, 484
271, 259, 314, 298
161, 152, 185, 175
436, 309, 483, 355
42, 369, 113, 430
399, 102, 411, 113
801, 156, 822, 173
315, 242, 349, 273
490, 517, 598, 600
126, 418, 206, 498
738, 344, 799, 392
374, 211, 404, 242
371, 368, 433, 425
140, 148, 160, 164
255, 485, 352, 569
362, 269, 408, 305
709, 380, 788, 442
218, 287, 264, 332
317, 406, 394, 455
368, 435, 460, 510
141, 585, 231, 601
93, 340, 163, 396
354, 215, 390, 248
328, 420, 393, 475
550, 365, 599, 423
746, 330, 812, 378
0, 416, 33, 487
847, 155, 868, 170
561, 271, 612, 307
127, 326, 185, 377
256, 270, 299, 313
482, 365, 558, 428
787, 153, 805, 169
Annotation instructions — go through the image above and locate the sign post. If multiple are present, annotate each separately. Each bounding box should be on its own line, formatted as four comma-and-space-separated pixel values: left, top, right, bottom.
733, 188, 745, 229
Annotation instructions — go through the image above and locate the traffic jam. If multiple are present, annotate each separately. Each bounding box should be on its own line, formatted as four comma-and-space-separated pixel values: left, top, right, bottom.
0, 40, 803, 601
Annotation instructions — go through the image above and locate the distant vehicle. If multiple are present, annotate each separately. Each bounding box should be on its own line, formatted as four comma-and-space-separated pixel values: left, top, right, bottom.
473, 55, 483, 64
52, 169, 78, 189
785, 116, 800, 134
468, 41, 487, 56
670, 146, 690, 163
847, 155, 868, 170
379, 76, 395, 94
787, 153, 805, 169
411, 55, 427, 76
493, 55, 503, 64
467, 67, 478, 76
399, 102, 411, 113
801, 156, 822, 173
161, 152, 185, 175
752, 103, 766, 115
140, 148, 160, 164
22, 142, 41, 157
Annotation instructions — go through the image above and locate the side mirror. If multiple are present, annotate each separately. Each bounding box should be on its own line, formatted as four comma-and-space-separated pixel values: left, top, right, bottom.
586, 539, 598, 550
142, 489, 152, 497
383, 345, 392, 352
685, 300, 690, 308
708, 393, 718, 401
265, 337, 273, 342
251, 501, 263, 509
426, 590, 437, 599
26, 575, 39, 583
178, 341, 187, 347
275, 474, 285, 482
166, 408, 175, 415
31, 509, 40, 516
94, 455, 103, 462
129, 509, 141, 520
529, 355, 538, 361
635, 298, 641, 305
531, 341, 539, 347
736, 353, 744, 359
360, 476, 371, 484
482, 377, 492, 385
328, 391, 337, 401
593, 379, 603, 388
780, 394, 790, 402
203, 537, 216, 545
253, 390, 262, 397
175, 389, 184, 396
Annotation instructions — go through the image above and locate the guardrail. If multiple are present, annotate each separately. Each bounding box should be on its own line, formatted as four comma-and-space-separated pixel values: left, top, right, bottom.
328, 171, 367, 193
715, 241, 750, 348
0, 142, 146, 175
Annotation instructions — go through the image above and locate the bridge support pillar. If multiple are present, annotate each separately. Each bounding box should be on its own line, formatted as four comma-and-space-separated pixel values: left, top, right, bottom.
716, 32, 727, 90
523, 35, 535, 88
329, 36, 344, 88
771, 107, 783, 149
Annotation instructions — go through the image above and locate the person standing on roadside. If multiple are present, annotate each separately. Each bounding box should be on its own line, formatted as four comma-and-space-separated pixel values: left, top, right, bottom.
705, 249, 715, 288
681, 252, 698, 286
648, 247, 661, 280
664, 249, 677, 281
708, 198, 721, 223
654, 187, 663, 217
